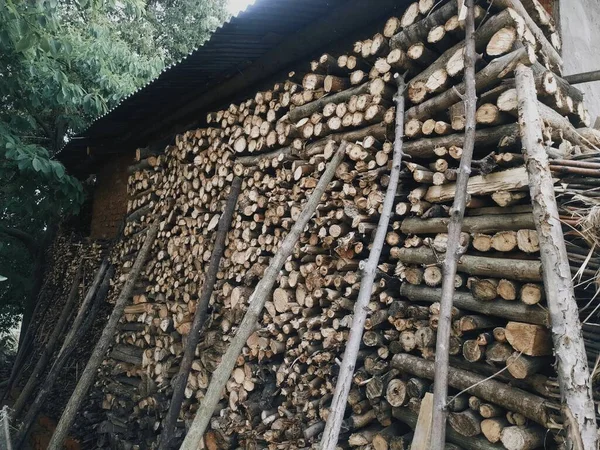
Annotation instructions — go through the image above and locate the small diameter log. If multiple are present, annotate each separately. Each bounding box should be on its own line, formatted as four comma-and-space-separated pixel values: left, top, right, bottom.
158, 178, 242, 450
392, 406, 505, 450
47, 222, 160, 450
403, 123, 519, 159
181, 144, 347, 450
491, 0, 562, 68
406, 46, 536, 121
515, 63, 597, 449
481, 418, 509, 443
397, 247, 542, 282
505, 353, 551, 379
320, 76, 406, 450
390, 2, 458, 50
401, 213, 535, 234
425, 167, 530, 204
505, 322, 552, 356
392, 353, 555, 427
500, 425, 545, 450
448, 409, 482, 437
399, 284, 548, 326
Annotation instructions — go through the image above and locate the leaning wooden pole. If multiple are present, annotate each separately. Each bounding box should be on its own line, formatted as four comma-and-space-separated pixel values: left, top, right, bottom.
158, 177, 242, 450
179, 142, 348, 450
319, 74, 405, 450
10, 266, 84, 419
47, 220, 160, 450
564, 69, 600, 86
514, 62, 598, 450
430, 1, 477, 448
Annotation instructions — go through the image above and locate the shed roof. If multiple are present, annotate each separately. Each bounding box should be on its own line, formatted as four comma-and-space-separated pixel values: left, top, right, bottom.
58, 0, 407, 170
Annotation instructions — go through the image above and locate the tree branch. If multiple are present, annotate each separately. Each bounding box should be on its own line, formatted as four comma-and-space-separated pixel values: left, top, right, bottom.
0, 226, 38, 255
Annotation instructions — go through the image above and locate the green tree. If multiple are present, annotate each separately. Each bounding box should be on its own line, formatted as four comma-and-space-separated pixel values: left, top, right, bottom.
0, 0, 228, 333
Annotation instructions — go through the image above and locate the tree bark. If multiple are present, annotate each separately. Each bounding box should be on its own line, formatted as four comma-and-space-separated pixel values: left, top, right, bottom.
564, 70, 600, 86
320, 76, 406, 450
158, 178, 241, 450
514, 63, 597, 450
47, 220, 160, 450
401, 213, 534, 235
179, 143, 347, 450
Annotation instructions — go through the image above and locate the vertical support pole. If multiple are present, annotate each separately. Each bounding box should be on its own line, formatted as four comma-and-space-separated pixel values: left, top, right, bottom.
430, 1, 477, 448
514, 62, 598, 450
319, 73, 406, 450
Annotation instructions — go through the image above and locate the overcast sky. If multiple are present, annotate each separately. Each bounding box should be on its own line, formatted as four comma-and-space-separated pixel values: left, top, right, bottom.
228, 0, 256, 15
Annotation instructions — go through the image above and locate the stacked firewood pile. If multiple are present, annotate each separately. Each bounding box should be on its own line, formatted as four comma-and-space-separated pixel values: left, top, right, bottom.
6, 229, 106, 427
73, 1, 600, 449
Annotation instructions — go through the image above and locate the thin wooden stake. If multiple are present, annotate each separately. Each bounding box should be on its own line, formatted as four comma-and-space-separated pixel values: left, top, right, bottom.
514, 62, 598, 450
430, 1, 477, 448
564, 69, 600, 86
179, 142, 348, 450
319, 74, 405, 450
10, 266, 84, 419
47, 220, 160, 450
158, 178, 242, 450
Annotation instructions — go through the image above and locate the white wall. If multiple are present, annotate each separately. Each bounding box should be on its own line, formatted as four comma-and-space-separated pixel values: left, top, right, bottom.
560, 0, 600, 124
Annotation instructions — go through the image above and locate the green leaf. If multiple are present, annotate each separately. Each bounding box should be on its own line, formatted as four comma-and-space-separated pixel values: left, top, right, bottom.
15, 33, 36, 52
40, 37, 50, 52
32, 158, 42, 172
52, 162, 65, 179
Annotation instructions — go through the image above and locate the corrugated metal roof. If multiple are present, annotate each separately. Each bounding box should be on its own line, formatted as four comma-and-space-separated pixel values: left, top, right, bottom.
59, 0, 407, 169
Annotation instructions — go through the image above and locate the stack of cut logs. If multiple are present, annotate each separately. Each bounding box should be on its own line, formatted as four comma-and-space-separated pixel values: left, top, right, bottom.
74, 1, 600, 449
9, 230, 107, 426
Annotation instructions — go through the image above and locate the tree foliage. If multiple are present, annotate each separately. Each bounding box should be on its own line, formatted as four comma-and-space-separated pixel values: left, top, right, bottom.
0, 0, 228, 329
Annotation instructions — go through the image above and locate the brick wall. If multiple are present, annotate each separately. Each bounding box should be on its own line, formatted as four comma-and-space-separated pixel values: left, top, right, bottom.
90, 153, 132, 239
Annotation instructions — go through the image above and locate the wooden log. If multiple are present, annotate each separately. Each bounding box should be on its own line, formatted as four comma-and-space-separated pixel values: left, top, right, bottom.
403, 123, 519, 159
491, 0, 562, 68
406, 46, 536, 121
47, 222, 159, 450
481, 418, 509, 443
425, 167, 530, 204
448, 409, 482, 437
505, 322, 552, 356
401, 213, 535, 234
399, 285, 548, 326
321, 76, 407, 450
397, 247, 542, 282
392, 405, 506, 450
500, 425, 545, 450
390, 2, 458, 51
158, 178, 241, 450
506, 352, 551, 379
392, 353, 555, 427
180, 144, 347, 450
515, 63, 597, 449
